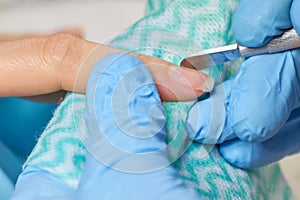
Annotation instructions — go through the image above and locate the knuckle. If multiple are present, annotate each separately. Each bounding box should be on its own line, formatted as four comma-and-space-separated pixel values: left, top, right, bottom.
42, 33, 83, 68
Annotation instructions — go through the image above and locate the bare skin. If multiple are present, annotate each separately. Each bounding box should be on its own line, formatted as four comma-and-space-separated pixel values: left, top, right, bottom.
0, 32, 214, 102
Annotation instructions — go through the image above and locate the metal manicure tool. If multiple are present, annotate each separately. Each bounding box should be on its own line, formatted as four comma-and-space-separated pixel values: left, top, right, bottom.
180, 28, 300, 70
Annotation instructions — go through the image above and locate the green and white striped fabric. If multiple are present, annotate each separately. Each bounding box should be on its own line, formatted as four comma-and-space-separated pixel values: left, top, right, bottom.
25, 0, 294, 199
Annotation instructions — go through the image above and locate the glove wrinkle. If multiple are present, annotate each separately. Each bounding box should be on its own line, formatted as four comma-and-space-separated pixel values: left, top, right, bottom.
76, 52, 200, 199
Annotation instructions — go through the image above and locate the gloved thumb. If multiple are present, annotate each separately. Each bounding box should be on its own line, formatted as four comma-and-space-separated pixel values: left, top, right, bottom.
78, 53, 201, 200
291, 0, 300, 33
84, 52, 169, 173
186, 79, 237, 144
233, 0, 292, 47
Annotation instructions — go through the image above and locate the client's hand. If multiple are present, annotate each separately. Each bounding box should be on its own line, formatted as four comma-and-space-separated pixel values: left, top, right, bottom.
0, 31, 213, 101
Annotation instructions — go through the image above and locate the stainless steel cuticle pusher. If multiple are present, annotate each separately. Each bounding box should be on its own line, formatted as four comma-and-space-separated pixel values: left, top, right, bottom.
180, 28, 300, 70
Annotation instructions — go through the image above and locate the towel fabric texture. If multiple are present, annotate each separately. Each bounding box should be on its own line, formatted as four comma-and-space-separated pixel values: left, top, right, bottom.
24, 0, 294, 199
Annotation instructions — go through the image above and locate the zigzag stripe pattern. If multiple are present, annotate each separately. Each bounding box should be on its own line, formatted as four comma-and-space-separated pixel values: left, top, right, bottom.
164, 102, 293, 199
25, 0, 294, 198
24, 93, 87, 187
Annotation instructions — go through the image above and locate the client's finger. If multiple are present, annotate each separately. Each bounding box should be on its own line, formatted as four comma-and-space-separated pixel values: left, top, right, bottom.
0, 31, 213, 102
133, 54, 215, 101
78, 48, 215, 102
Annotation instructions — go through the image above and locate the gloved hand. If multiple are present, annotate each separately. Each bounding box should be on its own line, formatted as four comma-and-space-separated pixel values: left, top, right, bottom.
75, 53, 201, 199
186, 0, 300, 168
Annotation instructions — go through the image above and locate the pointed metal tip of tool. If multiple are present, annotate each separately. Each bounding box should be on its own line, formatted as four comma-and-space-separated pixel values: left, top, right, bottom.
180, 54, 213, 71
180, 44, 241, 70
180, 59, 197, 70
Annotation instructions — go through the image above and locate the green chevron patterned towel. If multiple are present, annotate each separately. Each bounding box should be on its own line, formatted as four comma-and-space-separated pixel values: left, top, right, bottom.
25, 0, 294, 199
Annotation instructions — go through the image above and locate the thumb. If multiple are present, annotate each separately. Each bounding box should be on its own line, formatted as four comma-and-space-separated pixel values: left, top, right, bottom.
84, 52, 169, 173
233, 0, 293, 47
291, 0, 300, 33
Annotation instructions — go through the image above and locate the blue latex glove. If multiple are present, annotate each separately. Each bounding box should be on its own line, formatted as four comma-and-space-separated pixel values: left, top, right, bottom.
75, 53, 199, 199
0, 141, 23, 200
186, 0, 300, 168
0, 162, 14, 200
10, 166, 75, 200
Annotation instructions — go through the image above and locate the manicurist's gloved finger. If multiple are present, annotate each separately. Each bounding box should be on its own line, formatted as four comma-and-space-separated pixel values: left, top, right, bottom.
187, 0, 300, 145
76, 53, 200, 200
185, 52, 300, 144
233, 0, 293, 47
229, 49, 300, 142
186, 79, 237, 144
228, 0, 300, 142
11, 166, 74, 200
219, 107, 300, 169
291, 0, 300, 33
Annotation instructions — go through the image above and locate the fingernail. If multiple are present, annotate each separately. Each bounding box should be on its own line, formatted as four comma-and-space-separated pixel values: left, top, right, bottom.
170, 67, 214, 92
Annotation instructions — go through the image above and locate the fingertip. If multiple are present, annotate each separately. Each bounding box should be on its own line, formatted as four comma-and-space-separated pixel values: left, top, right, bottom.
233, 14, 270, 47
152, 64, 214, 101
135, 54, 215, 102
170, 67, 215, 92
231, 122, 268, 142
233, 0, 292, 47
156, 84, 204, 101
291, 0, 300, 34
233, 0, 270, 47
219, 140, 255, 169
186, 96, 222, 144
186, 98, 237, 144
233, 24, 272, 47
186, 102, 205, 141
